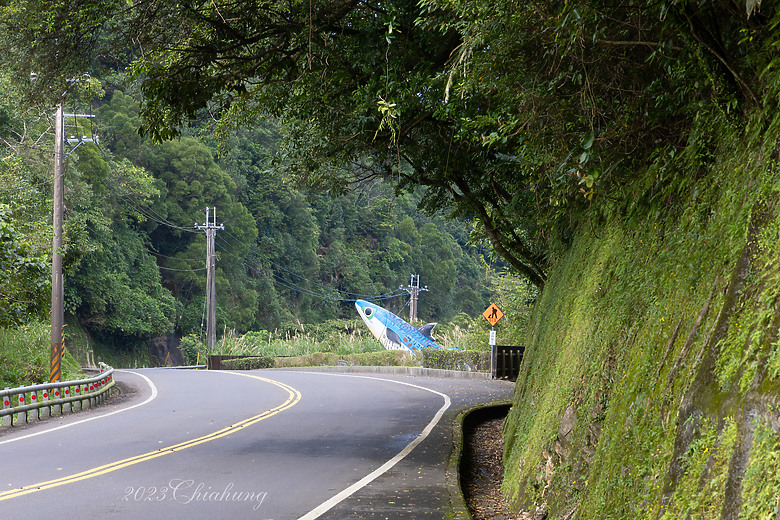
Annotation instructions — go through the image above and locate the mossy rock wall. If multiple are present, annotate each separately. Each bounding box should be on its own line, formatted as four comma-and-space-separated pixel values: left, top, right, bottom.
502, 149, 780, 518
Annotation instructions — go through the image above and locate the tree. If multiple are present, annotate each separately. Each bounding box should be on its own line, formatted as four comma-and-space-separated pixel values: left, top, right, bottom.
0, 0, 548, 287
0, 201, 49, 326
69, 218, 175, 340
5, 0, 780, 291
63, 144, 179, 341
96, 89, 262, 334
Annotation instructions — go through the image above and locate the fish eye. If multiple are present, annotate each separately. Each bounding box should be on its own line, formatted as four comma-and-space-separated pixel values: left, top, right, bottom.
365, 307, 373, 317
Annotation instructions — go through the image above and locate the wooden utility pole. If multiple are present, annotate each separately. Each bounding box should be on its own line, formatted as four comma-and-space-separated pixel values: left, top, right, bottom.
196, 207, 223, 351
50, 104, 64, 382
400, 274, 428, 322
48, 75, 98, 383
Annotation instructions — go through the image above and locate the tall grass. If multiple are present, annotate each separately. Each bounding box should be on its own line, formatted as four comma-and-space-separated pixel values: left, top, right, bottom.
182, 315, 493, 366
0, 322, 82, 388
214, 320, 382, 357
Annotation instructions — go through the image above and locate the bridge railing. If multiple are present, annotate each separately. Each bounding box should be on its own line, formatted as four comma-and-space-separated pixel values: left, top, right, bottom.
1, 363, 115, 427
491, 345, 525, 381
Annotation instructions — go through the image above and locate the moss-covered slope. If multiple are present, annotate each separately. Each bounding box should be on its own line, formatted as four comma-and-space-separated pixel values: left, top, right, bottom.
503, 144, 780, 518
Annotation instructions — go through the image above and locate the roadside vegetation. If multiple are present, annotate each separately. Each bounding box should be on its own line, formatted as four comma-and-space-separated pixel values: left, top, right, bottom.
180, 313, 498, 371
3, 1, 780, 517
500, 111, 780, 517
0, 322, 82, 388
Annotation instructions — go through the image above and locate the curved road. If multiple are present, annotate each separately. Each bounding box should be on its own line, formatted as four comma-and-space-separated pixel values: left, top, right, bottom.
0, 369, 513, 519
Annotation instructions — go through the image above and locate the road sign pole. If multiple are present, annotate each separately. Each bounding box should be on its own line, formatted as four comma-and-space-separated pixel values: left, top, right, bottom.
490, 333, 496, 379
483, 303, 504, 380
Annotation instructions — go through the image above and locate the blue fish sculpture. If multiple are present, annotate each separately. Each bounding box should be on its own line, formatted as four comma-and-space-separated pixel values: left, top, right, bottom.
355, 299, 442, 352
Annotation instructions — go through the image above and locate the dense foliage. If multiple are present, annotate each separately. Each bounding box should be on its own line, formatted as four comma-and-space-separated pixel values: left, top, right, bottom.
0, 67, 494, 347
500, 120, 780, 518
5, 0, 779, 291
2, 1, 780, 517
0, 322, 82, 387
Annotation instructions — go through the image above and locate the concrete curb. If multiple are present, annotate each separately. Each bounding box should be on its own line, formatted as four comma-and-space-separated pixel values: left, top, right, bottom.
447, 402, 513, 520
266, 365, 492, 379
448, 408, 475, 520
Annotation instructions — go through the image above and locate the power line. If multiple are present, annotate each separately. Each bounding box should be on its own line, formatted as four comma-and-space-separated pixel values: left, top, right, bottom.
215, 240, 403, 303
216, 236, 406, 302
158, 265, 207, 272
217, 229, 407, 302
146, 249, 202, 263
214, 241, 352, 301
0, 152, 56, 195
0, 178, 52, 194
119, 194, 199, 233
110, 195, 356, 299
81, 221, 205, 275
93, 188, 408, 303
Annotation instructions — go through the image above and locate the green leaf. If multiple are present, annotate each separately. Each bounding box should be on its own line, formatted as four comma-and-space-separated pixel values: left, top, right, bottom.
581, 134, 594, 150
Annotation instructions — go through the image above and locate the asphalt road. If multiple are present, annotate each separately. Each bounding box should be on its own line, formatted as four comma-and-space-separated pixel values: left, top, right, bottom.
0, 368, 513, 519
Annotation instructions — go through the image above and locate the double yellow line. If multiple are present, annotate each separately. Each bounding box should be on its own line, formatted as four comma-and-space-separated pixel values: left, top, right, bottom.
0, 373, 301, 502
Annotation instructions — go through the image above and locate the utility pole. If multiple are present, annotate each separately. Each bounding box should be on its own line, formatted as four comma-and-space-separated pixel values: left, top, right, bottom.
49, 76, 98, 383
400, 274, 428, 322
50, 104, 65, 383
196, 207, 223, 351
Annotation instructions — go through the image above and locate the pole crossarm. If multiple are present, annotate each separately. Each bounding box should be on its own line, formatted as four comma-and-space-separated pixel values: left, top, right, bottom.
63, 113, 98, 154
399, 274, 428, 322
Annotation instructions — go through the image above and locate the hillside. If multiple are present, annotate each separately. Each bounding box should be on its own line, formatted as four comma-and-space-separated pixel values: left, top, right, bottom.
2, 1, 780, 516
502, 137, 780, 517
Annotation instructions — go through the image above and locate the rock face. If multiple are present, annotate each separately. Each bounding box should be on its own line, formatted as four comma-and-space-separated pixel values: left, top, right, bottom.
148, 334, 185, 366
554, 406, 577, 460
500, 168, 780, 519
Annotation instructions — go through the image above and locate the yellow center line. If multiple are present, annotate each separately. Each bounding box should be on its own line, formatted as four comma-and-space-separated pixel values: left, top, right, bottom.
0, 373, 301, 502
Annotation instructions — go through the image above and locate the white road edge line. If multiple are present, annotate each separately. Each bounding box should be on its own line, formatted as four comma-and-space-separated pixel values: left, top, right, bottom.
0, 370, 158, 445
297, 373, 452, 520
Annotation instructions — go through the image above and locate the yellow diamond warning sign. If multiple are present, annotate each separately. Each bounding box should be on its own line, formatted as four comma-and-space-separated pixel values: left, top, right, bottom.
483, 303, 504, 327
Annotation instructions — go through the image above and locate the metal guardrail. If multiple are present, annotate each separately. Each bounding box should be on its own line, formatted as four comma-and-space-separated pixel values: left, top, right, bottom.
1, 363, 115, 427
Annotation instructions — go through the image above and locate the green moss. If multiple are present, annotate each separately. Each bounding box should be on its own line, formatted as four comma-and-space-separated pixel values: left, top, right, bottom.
660, 418, 737, 519
500, 122, 780, 519
740, 420, 780, 520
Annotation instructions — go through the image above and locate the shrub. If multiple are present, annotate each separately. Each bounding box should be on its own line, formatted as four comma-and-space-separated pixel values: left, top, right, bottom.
179, 333, 208, 365
220, 356, 275, 370
0, 322, 83, 387
421, 349, 490, 371
274, 349, 412, 368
